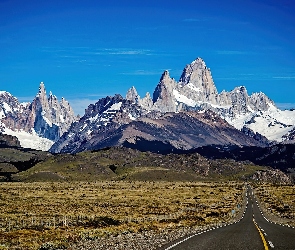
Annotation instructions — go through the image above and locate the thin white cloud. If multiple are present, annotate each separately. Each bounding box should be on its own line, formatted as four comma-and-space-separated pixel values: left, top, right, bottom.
273, 76, 295, 79
215, 76, 256, 80
215, 77, 244, 80
215, 73, 271, 81
276, 103, 295, 110
85, 93, 114, 97
216, 50, 249, 55
183, 17, 213, 22
120, 70, 161, 76
108, 50, 152, 55
183, 18, 201, 22
95, 48, 153, 56
41, 46, 154, 57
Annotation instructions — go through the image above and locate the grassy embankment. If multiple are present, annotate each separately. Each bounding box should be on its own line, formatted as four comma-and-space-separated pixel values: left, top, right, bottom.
0, 181, 245, 249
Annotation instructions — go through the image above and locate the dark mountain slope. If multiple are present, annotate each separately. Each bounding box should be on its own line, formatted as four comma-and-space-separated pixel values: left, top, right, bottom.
194, 144, 295, 180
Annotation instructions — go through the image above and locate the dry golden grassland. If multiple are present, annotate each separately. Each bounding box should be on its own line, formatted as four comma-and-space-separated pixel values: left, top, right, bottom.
0, 181, 245, 249
254, 184, 295, 226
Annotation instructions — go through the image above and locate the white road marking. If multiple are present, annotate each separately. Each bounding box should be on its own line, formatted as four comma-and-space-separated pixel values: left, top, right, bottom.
268, 241, 274, 248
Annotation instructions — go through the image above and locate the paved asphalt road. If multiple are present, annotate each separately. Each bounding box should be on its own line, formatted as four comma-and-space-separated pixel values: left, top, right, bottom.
160, 187, 295, 250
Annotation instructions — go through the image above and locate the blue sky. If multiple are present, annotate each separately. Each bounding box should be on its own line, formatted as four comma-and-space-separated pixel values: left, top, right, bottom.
0, 0, 294, 115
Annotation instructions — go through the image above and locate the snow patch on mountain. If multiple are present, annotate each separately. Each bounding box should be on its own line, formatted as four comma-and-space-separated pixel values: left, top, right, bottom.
109, 102, 122, 111
225, 113, 255, 130
42, 114, 53, 127
3, 127, 54, 151
241, 105, 295, 142
128, 113, 136, 120
2, 102, 12, 113
186, 82, 201, 93
223, 102, 295, 142
173, 89, 197, 106
104, 102, 122, 114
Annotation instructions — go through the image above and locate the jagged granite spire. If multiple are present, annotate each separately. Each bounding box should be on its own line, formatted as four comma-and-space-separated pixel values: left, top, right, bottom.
177, 58, 218, 104
153, 70, 177, 112
126, 86, 139, 104
179, 57, 207, 84
31, 82, 78, 141
38, 82, 46, 95
35, 82, 49, 111
153, 70, 173, 102
139, 92, 153, 110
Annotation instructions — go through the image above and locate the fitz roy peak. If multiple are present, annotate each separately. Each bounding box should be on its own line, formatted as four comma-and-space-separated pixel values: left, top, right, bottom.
133, 58, 274, 116
0, 82, 77, 150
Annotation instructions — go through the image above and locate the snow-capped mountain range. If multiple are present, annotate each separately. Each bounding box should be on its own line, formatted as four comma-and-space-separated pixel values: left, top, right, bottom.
0, 83, 77, 150
50, 58, 295, 153
125, 58, 295, 143
1, 57, 295, 152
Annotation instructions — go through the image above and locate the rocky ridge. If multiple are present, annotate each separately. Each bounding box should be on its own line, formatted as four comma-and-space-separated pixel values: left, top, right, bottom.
50, 96, 268, 154
0, 83, 77, 150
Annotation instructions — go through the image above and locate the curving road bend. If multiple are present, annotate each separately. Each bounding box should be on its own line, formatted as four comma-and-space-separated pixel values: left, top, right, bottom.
160, 187, 295, 250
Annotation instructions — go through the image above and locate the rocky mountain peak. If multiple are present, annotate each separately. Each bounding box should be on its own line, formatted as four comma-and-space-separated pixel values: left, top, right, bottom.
60, 97, 72, 110
38, 82, 46, 96
31, 82, 78, 141
0, 91, 20, 117
174, 58, 218, 105
230, 86, 248, 97
135, 58, 276, 118
0, 91, 12, 98
153, 71, 176, 100
84, 94, 124, 119
0, 82, 77, 150
159, 70, 170, 81
179, 57, 207, 84
34, 82, 49, 111
152, 70, 177, 112
139, 92, 153, 110
126, 86, 139, 104
49, 56, 295, 153
190, 57, 207, 68
249, 92, 275, 111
